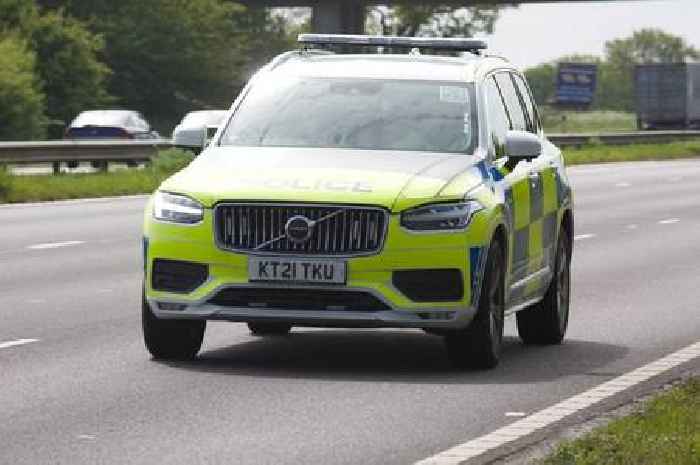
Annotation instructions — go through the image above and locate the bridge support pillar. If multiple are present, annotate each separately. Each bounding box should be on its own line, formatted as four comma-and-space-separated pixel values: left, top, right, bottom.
312, 1, 365, 34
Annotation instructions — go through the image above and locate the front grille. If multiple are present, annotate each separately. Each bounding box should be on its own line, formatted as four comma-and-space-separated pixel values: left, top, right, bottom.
208, 288, 391, 312
215, 203, 388, 255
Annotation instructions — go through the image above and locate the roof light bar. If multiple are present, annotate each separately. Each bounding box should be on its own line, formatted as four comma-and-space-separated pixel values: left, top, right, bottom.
298, 34, 487, 53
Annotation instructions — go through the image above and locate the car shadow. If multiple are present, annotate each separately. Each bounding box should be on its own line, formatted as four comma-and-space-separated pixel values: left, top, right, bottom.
160, 329, 628, 384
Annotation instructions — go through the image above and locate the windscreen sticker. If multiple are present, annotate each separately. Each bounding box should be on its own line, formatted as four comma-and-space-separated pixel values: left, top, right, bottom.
440, 86, 468, 104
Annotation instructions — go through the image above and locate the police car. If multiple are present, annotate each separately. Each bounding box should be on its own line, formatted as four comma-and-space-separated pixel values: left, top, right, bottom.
143, 34, 574, 369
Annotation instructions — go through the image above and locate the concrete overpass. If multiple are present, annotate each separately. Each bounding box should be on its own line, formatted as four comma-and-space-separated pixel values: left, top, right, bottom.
238, 1, 615, 34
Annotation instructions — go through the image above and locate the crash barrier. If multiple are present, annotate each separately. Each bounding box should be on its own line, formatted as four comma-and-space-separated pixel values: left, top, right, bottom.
2, 131, 700, 173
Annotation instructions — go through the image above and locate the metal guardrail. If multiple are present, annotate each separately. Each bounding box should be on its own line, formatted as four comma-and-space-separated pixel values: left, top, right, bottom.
1, 131, 700, 171
0, 139, 172, 173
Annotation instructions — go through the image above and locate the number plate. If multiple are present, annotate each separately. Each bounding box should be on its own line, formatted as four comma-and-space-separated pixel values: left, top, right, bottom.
248, 257, 346, 284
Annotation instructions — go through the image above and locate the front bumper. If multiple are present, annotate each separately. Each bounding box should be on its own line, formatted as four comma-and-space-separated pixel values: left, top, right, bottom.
144, 208, 492, 330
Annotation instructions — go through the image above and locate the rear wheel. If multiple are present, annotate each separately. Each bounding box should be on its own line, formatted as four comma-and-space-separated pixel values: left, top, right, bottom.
247, 322, 292, 336
142, 295, 205, 360
444, 241, 505, 369
516, 228, 571, 345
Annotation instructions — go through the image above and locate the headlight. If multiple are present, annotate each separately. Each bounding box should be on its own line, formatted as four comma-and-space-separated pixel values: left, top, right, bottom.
153, 191, 203, 224
401, 201, 483, 231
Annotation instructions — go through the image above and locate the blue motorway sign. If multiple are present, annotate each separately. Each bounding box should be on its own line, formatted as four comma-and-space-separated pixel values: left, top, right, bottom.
556, 63, 598, 106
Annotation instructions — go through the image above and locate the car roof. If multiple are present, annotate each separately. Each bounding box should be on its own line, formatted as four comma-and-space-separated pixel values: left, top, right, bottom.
269, 52, 513, 83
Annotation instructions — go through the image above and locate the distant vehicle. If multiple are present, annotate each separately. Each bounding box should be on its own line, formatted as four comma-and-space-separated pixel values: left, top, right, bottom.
635, 63, 700, 130
172, 110, 228, 149
65, 110, 160, 139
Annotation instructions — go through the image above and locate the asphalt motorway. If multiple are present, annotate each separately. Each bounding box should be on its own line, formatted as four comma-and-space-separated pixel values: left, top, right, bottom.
1, 160, 699, 465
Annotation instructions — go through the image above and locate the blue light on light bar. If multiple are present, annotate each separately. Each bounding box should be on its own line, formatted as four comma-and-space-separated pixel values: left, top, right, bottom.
298, 34, 488, 52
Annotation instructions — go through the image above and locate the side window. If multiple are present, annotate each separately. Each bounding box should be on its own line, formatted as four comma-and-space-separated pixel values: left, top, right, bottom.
495, 73, 528, 132
512, 73, 540, 134
484, 76, 510, 158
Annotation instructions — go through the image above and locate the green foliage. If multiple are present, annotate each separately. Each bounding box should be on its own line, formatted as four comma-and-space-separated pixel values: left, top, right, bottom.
372, 4, 504, 38
524, 63, 555, 106
29, 11, 111, 137
0, 0, 110, 139
151, 148, 195, 175
0, 35, 46, 140
0, 165, 14, 200
64, 0, 297, 133
542, 379, 700, 465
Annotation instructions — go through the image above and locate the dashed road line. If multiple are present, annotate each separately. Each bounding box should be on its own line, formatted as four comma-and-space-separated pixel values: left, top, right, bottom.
415, 340, 700, 465
658, 218, 680, 225
27, 241, 85, 250
0, 339, 39, 350
574, 234, 596, 241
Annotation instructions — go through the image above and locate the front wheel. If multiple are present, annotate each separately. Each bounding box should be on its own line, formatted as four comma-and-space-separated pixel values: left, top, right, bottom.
142, 296, 205, 360
516, 228, 571, 345
444, 241, 505, 369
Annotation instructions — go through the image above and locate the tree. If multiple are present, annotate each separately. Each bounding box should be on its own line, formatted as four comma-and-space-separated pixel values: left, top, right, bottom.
605, 28, 699, 67
0, 35, 46, 140
62, 0, 298, 132
29, 11, 111, 136
369, 3, 504, 38
524, 63, 555, 106
1, 0, 110, 138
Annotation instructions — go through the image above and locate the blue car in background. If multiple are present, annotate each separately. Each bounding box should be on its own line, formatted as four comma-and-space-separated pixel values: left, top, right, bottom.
65, 110, 160, 140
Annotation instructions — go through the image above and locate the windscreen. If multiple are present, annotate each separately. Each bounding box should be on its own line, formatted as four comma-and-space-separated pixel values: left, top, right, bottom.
220, 77, 477, 154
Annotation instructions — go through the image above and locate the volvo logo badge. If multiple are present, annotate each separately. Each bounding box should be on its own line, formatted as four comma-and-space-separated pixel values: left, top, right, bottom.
285, 215, 314, 244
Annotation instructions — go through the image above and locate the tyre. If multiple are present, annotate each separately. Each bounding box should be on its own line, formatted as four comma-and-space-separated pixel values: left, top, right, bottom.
516, 227, 571, 345
247, 322, 292, 336
444, 240, 505, 369
142, 295, 205, 360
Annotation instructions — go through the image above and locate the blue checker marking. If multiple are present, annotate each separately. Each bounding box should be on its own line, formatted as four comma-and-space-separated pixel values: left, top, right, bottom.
469, 246, 484, 304
475, 161, 489, 180
490, 167, 504, 181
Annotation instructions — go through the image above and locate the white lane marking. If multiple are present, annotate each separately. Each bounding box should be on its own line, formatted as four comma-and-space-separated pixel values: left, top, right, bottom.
658, 218, 680, 225
0, 339, 39, 350
77, 434, 97, 441
574, 234, 596, 241
26, 299, 46, 304
504, 412, 526, 418
415, 340, 700, 465
626, 224, 638, 230
615, 182, 631, 187
27, 240, 85, 250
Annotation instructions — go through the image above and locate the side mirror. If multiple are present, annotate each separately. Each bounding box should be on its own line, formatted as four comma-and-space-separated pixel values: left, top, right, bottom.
505, 130, 542, 162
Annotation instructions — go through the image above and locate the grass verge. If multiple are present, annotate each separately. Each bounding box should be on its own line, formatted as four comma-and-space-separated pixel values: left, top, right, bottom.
2, 142, 700, 204
0, 148, 192, 204
540, 378, 700, 465
541, 110, 637, 134
564, 141, 700, 165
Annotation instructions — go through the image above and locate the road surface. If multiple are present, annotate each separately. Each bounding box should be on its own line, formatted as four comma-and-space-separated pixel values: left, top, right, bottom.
1, 160, 699, 465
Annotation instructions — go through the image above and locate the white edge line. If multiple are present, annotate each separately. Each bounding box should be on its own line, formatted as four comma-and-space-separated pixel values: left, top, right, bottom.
0, 338, 39, 350
574, 234, 596, 241
415, 340, 700, 465
658, 218, 680, 225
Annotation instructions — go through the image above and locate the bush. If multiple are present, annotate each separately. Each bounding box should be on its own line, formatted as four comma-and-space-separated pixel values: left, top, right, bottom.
0, 35, 46, 140
151, 148, 195, 175
0, 166, 13, 200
